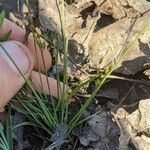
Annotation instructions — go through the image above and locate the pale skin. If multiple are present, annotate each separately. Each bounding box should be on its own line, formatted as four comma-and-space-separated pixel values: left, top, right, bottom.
0, 18, 63, 108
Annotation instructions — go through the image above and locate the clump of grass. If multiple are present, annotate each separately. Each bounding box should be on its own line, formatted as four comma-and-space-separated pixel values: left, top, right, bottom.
0, 1, 150, 149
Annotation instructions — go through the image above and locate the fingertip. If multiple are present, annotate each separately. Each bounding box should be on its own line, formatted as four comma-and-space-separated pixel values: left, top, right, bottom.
0, 41, 34, 108
1, 19, 52, 72
0, 41, 34, 75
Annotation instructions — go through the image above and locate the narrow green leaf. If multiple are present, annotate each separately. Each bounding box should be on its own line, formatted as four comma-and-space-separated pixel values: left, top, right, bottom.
0, 123, 9, 150
6, 107, 13, 150
0, 11, 5, 29
0, 142, 8, 150
12, 122, 37, 130
0, 30, 12, 42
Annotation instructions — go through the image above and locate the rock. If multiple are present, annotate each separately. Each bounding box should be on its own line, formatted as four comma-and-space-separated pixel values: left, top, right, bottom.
89, 17, 134, 68
126, 99, 150, 131
115, 98, 150, 150
99, 0, 127, 19
89, 11, 150, 75
38, 0, 61, 34
118, 0, 150, 14
144, 69, 150, 79
133, 135, 150, 150
116, 12, 150, 75
76, 108, 119, 150
74, 0, 105, 7
78, 127, 99, 146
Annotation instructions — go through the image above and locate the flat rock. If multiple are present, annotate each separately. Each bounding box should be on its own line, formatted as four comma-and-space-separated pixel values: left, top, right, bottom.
89, 11, 150, 75
115, 98, 150, 149
76, 108, 119, 150
118, 0, 150, 14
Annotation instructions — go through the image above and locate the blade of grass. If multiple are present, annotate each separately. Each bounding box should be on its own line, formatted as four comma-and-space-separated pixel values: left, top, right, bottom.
32, 30, 50, 104
37, 36, 58, 123
16, 96, 52, 135
76, 107, 105, 126
0, 30, 12, 42
66, 77, 97, 101
12, 122, 39, 130
61, 37, 68, 123
68, 73, 110, 132
0, 124, 9, 150
0, 11, 5, 29
0, 143, 8, 150
25, 2, 53, 111
55, 0, 65, 101
6, 107, 13, 150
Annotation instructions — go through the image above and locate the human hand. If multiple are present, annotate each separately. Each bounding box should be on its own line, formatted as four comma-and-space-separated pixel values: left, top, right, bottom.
0, 18, 62, 108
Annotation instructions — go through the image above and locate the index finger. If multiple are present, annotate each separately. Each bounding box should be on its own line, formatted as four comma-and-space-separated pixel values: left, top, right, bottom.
0, 18, 52, 71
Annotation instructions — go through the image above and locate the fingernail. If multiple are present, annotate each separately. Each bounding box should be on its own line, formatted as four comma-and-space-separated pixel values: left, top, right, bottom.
0, 41, 30, 75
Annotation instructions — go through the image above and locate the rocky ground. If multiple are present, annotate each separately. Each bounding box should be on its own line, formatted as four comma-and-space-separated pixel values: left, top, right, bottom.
0, 0, 150, 149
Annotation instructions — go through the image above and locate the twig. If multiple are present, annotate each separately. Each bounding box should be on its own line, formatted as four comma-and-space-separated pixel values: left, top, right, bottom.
108, 75, 150, 84
113, 83, 136, 111
76, 107, 105, 126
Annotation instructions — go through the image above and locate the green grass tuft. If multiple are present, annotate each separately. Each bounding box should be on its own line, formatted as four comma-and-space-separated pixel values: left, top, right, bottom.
0, 1, 150, 148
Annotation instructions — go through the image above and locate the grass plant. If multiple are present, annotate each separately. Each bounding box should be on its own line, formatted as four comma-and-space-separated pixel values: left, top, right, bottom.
0, 1, 150, 149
